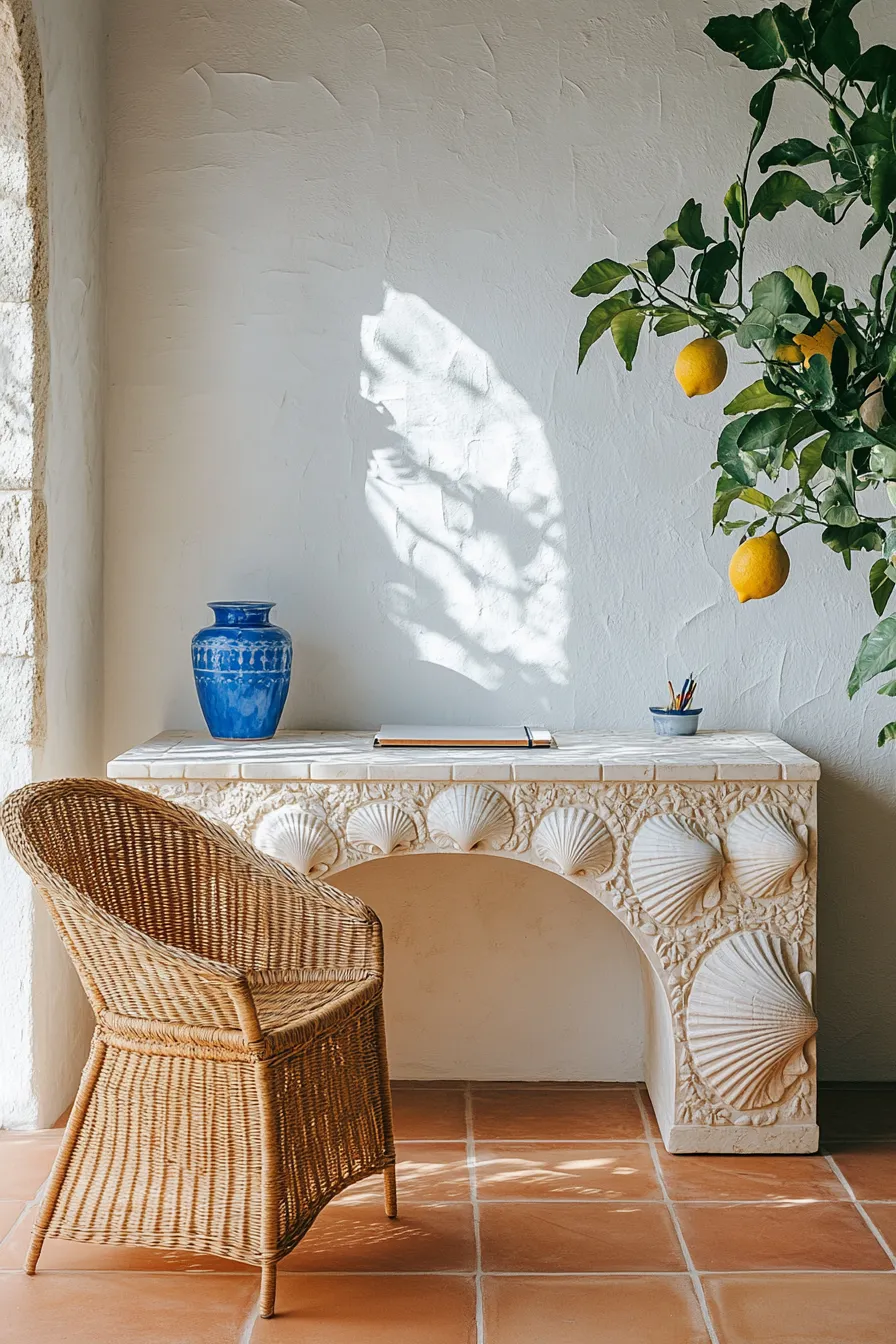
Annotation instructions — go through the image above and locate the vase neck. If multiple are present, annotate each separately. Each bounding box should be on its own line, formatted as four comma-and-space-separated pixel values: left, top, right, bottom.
208, 602, 274, 627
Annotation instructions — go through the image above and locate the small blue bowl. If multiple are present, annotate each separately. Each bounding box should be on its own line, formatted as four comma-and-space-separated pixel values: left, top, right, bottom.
650, 707, 702, 737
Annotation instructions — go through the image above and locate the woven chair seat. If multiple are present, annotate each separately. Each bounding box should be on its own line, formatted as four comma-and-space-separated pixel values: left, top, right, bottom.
0, 779, 398, 1319
251, 973, 378, 1035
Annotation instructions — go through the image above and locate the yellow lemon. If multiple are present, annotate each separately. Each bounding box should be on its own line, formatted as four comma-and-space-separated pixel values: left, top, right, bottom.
729, 532, 790, 603
775, 342, 803, 364
674, 337, 728, 397
793, 320, 844, 368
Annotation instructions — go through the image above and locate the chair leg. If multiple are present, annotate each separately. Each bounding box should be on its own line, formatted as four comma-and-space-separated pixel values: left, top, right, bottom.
384, 1163, 398, 1219
259, 1263, 277, 1318
26, 1037, 106, 1275
373, 999, 398, 1218
253, 1054, 280, 1317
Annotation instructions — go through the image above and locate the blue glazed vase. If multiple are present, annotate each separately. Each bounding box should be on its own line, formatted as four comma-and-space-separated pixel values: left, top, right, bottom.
192, 602, 292, 741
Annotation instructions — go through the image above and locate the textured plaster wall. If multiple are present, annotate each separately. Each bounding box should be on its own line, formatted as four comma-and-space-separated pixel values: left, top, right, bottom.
105, 0, 896, 1079
31, 0, 106, 1127
0, 0, 104, 1127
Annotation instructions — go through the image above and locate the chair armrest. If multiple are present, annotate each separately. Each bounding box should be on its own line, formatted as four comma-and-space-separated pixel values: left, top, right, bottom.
54, 895, 251, 1033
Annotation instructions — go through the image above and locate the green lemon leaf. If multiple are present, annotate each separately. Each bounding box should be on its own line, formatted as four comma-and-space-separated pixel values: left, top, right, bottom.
723, 379, 792, 414
803, 353, 835, 410
742, 487, 776, 510
654, 310, 701, 336
878, 721, 896, 746
647, 241, 676, 285
820, 479, 860, 527
716, 417, 757, 486
752, 271, 800, 317
770, 490, 803, 516
868, 445, 896, 479
705, 12, 787, 70
777, 312, 811, 334
826, 429, 880, 455
851, 46, 896, 82
746, 516, 770, 537
861, 215, 886, 249
695, 240, 738, 303
798, 434, 828, 491
783, 265, 821, 316
610, 307, 646, 371
724, 180, 746, 229
824, 523, 883, 568
870, 558, 896, 616
577, 292, 636, 369
677, 199, 708, 249
713, 484, 750, 528
750, 171, 820, 220
736, 305, 778, 348
848, 614, 896, 697
808, 0, 860, 30
737, 407, 795, 453
571, 259, 631, 297
871, 154, 896, 222
814, 11, 860, 74
851, 110, 893, 150
749, 78, 777, 147
758, 138, 828, 172
770, 4, 808, 57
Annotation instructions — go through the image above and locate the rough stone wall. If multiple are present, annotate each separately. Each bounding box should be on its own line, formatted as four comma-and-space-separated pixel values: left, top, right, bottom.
0, 0, 105, 1128
0, 0, 48, 1129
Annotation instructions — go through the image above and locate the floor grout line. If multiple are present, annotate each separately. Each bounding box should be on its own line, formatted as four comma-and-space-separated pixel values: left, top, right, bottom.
0, 1192, 41, 1251
464, 1083, 485, 1344
238, 1297, 257, 1344
395, 1137, 654, 1146
634, 1089, 721, 1344
824, 1154, 896, 1270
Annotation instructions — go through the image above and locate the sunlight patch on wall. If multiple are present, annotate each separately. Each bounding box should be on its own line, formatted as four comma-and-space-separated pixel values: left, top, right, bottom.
360, 286, 569, 701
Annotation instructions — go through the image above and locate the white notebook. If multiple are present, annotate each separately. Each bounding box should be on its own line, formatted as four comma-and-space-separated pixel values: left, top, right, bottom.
374, 725, 553, 748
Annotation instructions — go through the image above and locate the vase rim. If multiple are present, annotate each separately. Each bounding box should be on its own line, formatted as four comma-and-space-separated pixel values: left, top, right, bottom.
207, 600, 276, 614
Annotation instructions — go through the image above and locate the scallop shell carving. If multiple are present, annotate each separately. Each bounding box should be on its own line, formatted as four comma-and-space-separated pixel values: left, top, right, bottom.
254, 807, 338, 876
687, 931, 817, 1111
427, 785, 513, 852
727, 804, 808, 901
533, 807, 613, 877
629, 814, 723, 925
346, 802, 417, 856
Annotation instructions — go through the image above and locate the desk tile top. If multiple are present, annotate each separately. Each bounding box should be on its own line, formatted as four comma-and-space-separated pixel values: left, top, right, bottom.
107, 730, 820, 783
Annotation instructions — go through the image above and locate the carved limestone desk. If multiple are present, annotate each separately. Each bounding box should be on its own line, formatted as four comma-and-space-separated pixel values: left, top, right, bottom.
108, 729, 820, 1155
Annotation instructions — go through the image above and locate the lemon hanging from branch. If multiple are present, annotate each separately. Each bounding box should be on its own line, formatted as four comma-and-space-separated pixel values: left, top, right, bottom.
674, 337, 729, 397
728, 531, 790, 604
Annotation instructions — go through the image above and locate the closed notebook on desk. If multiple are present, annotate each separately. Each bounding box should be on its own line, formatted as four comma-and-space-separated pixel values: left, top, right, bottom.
373, 725, 554, 748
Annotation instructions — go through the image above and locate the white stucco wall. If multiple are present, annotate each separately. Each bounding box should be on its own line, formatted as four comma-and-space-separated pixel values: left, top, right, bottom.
32, 0, 106, 1128
0, 0, 105, 1128
104, 0, 896, 1080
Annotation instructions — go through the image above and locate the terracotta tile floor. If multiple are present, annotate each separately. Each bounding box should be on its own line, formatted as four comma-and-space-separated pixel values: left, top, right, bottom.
0, 1082, 894, 1342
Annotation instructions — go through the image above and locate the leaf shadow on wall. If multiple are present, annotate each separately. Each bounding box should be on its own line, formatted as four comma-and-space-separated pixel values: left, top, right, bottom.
358, 285, 570, 721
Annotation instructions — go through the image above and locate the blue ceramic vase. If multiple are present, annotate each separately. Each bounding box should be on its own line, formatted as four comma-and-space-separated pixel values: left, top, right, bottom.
192, 602, 292, 740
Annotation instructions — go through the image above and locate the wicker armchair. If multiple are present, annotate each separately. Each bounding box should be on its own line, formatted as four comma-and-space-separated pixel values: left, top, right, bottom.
0, 778, 397, 1318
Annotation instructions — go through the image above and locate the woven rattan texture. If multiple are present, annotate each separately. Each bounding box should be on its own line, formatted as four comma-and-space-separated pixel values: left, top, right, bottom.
0, 778, 397, 1317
